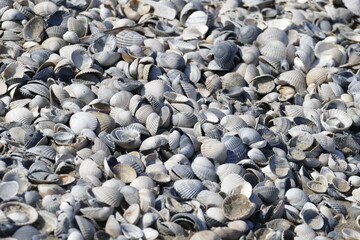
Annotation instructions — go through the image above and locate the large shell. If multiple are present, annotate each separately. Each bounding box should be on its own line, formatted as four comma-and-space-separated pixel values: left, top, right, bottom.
222, 194, 256, 220
211, 41, 238, 70
116, 30, 146, 48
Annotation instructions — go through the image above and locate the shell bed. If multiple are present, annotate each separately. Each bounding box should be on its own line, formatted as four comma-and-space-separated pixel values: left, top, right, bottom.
1, 0, 360, 239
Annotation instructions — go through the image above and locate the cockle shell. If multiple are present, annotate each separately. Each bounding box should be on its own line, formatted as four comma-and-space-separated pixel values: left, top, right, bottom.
69, 112, 99, 135
320, 109, 352, 133
5, 107, 34, 125
174, 179, 203, 200
222, 194, 256, 220
200, 138, 227, 164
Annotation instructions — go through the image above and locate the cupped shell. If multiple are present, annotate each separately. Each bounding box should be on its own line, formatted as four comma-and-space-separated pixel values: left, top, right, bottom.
222, 194, 256, 220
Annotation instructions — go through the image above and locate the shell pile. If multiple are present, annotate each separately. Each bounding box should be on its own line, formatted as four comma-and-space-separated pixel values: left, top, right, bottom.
2, 0, 360, 239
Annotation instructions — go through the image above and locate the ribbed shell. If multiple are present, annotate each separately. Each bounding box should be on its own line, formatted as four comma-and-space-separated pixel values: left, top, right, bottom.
191, 157, 218, 182
278, 70, 306, 92
69, 112, 99, 135
174, 179, 203, 200
23, 16, 45, 42
212, 41, 238, 70
156, 52, 186, 70
320, 109, 353, 133
257, 27, 288, 47
238, 25, 261, 44
201, 138, 227, 164
116, 30, 146, 48
5, 107, 34, 125
306, 67, 337, 86
92, 186, 123, 207
260, 40, 287, 60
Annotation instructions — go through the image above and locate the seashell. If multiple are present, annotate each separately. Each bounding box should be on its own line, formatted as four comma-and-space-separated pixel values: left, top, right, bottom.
0, 181, 18, 201
23, 16, 45, 42
249, 74, 275, 95
300, 203, 325, 230
269, 155, 290, 178
238, 25, 261, 44
69, 112, 98, 135
277, 70, 306, 93
75, 216, 96, 240
201, 138, 227, 164
172, 112, 197, 128
93, 51, 121, 67
130, 176, 155, 190
220, 115, 247, 133
285, 188, 309, 210
5, 107, 34, 125
116, 30, 146, 48
42, 37, 67, 52
92, 186, 123, 207
113, 164, 137, 184
342, 228, 360, 240
257, 27, 288, 47
320, 109, 352, 133
211, 41, 238, 70
191, 156, 218, 182
190, 231, 221, 240
332, 177, 351, 193
121, 223, 144, 239
174, 179, 203, 200
34, 2, 59, 17
222, 194, 256, 220
0, 202, 38, 226
13, 226, 40, 240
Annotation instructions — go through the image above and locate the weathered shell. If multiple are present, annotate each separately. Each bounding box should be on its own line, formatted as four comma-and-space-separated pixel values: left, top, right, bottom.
285, 188, 309, 210
211, 41, 238, 70
75, 215, 96, 240
249, 74, 275, 95
113, 164, 137, 183
222, 194, 256, 220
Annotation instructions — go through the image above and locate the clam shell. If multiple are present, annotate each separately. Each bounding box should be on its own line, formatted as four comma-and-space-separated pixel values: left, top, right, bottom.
201, 138, 227, 164
23, 16, 45, 42
116, 30, 146, 48
174, 179, 203, 200
92, 186, 123, 207
75, 216, 96, 240
113, 164, 137, 184
249, 74, 275, 95
257, 27, 288, 47
191, 157, 218, 182
238, 25, 261, 44
285, 188, 309, 210
320, 109, 352, 133
5, 107, 34, 125
269, 156, 290, 178
222, 194, 256, 220
0, 181, 19, 201
69, 112, 99, 135
212, 41, 238, 70
34, 1, 59, 17
0, 202, 38, 226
